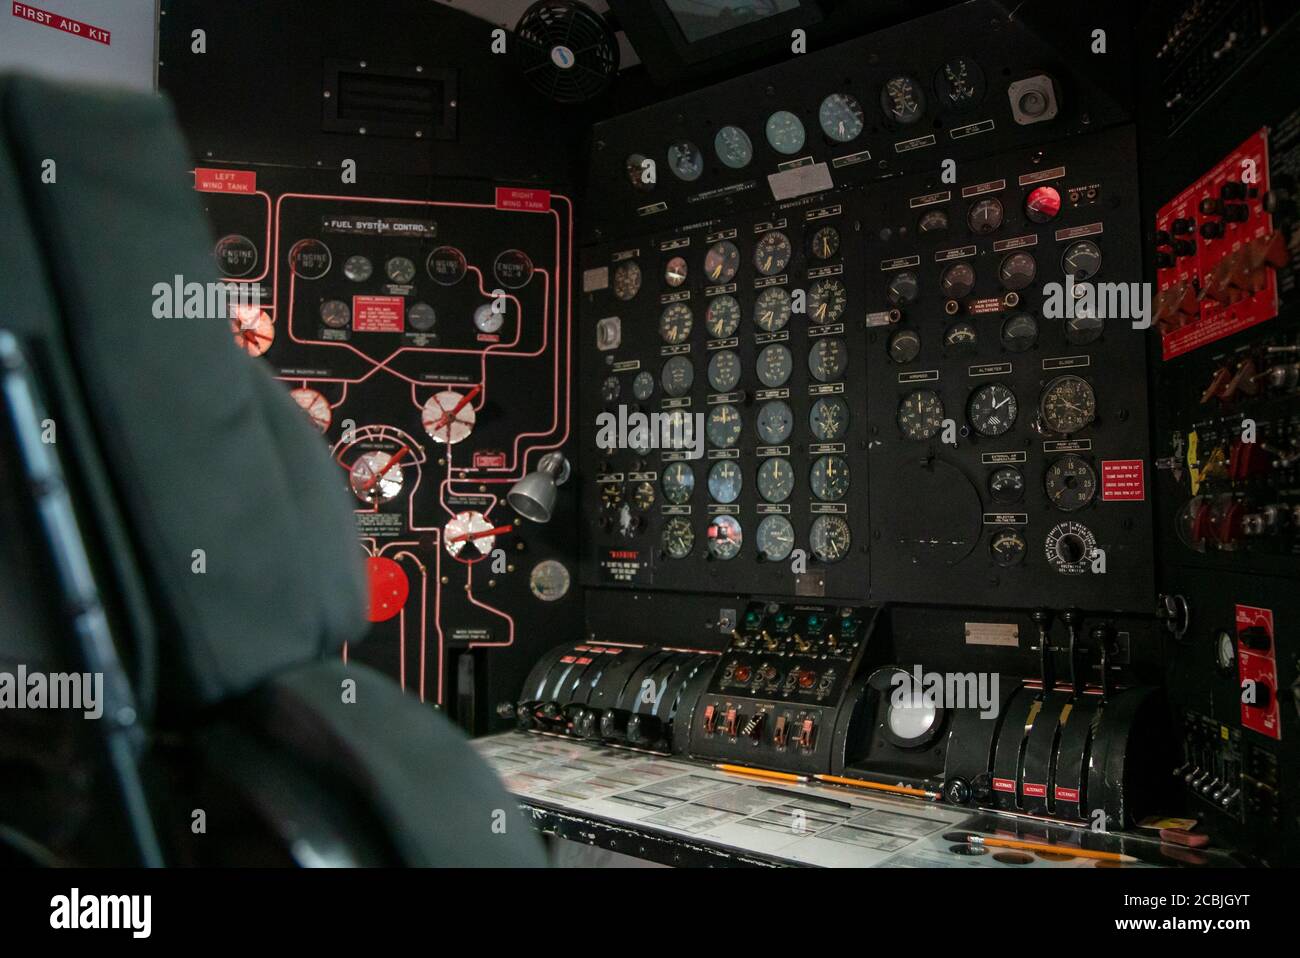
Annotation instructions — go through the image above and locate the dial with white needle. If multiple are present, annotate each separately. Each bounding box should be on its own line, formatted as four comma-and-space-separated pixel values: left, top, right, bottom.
444, 511, 508, 558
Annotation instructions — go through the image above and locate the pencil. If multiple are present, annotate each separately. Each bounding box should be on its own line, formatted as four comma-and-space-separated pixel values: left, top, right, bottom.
815, 773, 941, 800
966, 834, 1135, 863
713, 763, 809, 783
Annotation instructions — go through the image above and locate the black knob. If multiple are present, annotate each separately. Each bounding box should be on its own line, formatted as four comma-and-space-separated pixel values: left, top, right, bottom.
1154, 229, 1172, 247
945, 778, 972, 805
626, 712, 663, 745
600, 708, 629, 740
1173, 239, 1197, 257
1220, 181, 1247, 201
1222, 203, 1249, 223
1156, 251, 1175, 269
970, 773, 994, 804
1200, 220, 1225, 239
516, 701, 539, 730
575, 707, 602, 739
1239, 626, 1271, 652
1171, 218, 1196, 235
1199, 198, 1224, 216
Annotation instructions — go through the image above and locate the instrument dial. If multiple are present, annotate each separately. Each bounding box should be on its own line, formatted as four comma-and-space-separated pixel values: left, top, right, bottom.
753, 231, 793, 275
810, 454, 850, 501
765, 111, 807, 155
707, 350, 742, 392
714, 125, 753, 169
944, 321, 978, 350
232, 307, 274, 356
967, 383, 1018, 437
999, 251, 1037, 291
705, 294, 742, 338
889, 329, 922, 364
1040, 375, 1096, 434
754, 286, 792, 332
967, 197, 1004, 234
350, 450, 405, 504
1045, 521, 1097, 575
756, 344, 794, 388
290, 388, 332, 433
320, 299, 351, 329
756, 400, 794, 444
941, 262, 976, 298
664, 256, 688, 287
1062, 240, 1102, 281
988, 466, 1025, 504
706, 404, 743, 448
529, 560, 571, 602
704, 241, 740, 284
343, 255, 373, 282
661, 355, 694, 397
810, 515, 851, 563
385, 256, 416, 284
809, 226, 840, 261
897, 389, 945, 440
918, 209, 950, 234
881, 75, 926, 125
1045, 454, 1098, 512
808, 337, 848, 383
661, 517, 694, 559
819, 92, 865, 142
427, 246, 466, 286
631, 481, 656, 512
667, 140, 704, 181
474, 302, 506, 334
443, 510, 498, 559
707, 515, 743, 560
935, 57, 985, 110
408, 302, 437, 333
626, 153, 655, 192
808, 278, 847, 323
810, 396, 850, 440
613, 260, 642, 300
422, 390, 478, 444
990, 528, 1027, 567
659, 302, 694, 344
1000, 312, 1038, 352
494, 249, 533, 289
887, 270, 919, 306
632, 370, 655, 401
1065, 303, 1104, 345
600, 482, 623, 510
1024, 185, 1062, 224
756, 515, 796, 562
757, 457, 795, 503
661, 462, 695, 505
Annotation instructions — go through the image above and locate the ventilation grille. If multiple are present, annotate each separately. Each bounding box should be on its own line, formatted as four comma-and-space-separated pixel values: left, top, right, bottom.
323, 60, 458, 140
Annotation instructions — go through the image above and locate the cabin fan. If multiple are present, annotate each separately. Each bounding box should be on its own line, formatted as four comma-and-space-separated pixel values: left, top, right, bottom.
514, 0, 620, 104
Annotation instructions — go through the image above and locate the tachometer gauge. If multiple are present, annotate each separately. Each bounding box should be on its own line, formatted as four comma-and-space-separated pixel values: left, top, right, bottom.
704, 240, 740, 284
714, 125, 753, 169
443, 511, 502, 559
880, 75, 926, 125
350, 450, 406, 504
1000, 312, 1038, 352
707, 515, 743, 560
754, 286, 792, 331
1045, 454, 1098, 511
1040, 375, 1096, 434
889, 329, 922, 364
664, 255, 688, 287
343, 255, 373, 282
810, 454, 850, 501
756, 343, 793, 388
474, 302, 506, 334
667, 140, 704, 181
967, 197, 1004, 234
999, 251, 1037, 290
897, 389, 945, 440
967, 383, 1018, 437
707, 349, 742, 392
753, 231, 793, 275
632, 481, 656, 512
810, 515, 851, 563
918, 209, 950, 234
941, 262, 976, 298
944, 321, 978, 350
808, 278, 847, 323
428, 245, 466, 285
757, 457, 795, 503
989, 528, 1026, 567
756, 515, 796, 562
708, 461, 742, 503
408, 302, 437, 332
1061, 240, 1102, 282
659, 302, 694, 344
494, 249, 533, 289
808, 337, 848, 382
707, 404, 743, 448
626, 153, 655, 192
632, 370, 655, 401
887, 270, 919, 306
1065, 303, 1104, 346
819, 92, 865, 142
756, 400, 794, 444
320, 299, 351, 329
810, 396, 850, 440
290, 388, 332, 433
422, 389, 478, 444
661, 462, 695, 504
600, 375, 620, 403
988, 466, 1025, 504
808, 226, 840, 260
661, 356, 694, 397
661, 517, 695, 559
765, 110, 806, 155
613, 260, 642, 300
934, 57, 985, 111
232, 307, 275, 356
385, 256, 416, 284
705, 294, 742, 338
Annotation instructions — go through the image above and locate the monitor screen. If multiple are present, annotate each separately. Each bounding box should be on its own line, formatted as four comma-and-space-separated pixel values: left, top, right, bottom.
663, 0, 804, 44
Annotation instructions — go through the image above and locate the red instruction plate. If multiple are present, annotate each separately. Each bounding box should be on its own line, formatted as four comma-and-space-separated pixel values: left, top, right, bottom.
194, 168, 258, 194
352, 295, 405, 333
1101, 459, 1145, 501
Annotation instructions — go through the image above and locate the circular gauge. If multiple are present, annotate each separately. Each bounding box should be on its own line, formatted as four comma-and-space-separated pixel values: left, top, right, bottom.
819, 92, 865, 142
1025, 185, 1062, 224
707, 515, 743, 560
408, 302, 437, 332
385, 256, 416, 284
1065, 303, 1104, 345
1045, 454, 1098, 511
934, 57, 985, 110
707, 404, 743, 449
600, 375, 620, 403
628, 427, 651, 456
941, 262, 977, 298
898, 389, 945, 440
214, 234, 257, 278
529, 560, 571, 602
232, 307, 274, 356
810, 454, 850, 501
350, 450, 405, 504
494, 249, 534, 289
808, 278, 847, 323
988, 466, 1025, 504
632, 370, 655, 401
944, 321, 978, 350
631, 481, 656, 512
343, 255, 373, 283
667, 140, 704, 181
475, 302, 506, 334
659, 302, 694, 344
1000, 312, 1038, 352
661, 462, 695, 505
918, 209, 950, 235
613, 260, 642, 300
661, 517, 695, 559
289, 388, 332, 433
422, 389, 477, 444
968, 383, 1018, 437
1045, 521, 1097, 575
427, 246, 466, 285
1062, 240, 1102, 282
810, 395, 850, 440
881, 75, 926, 125
809, 226, 840, 261
754, 286, 792, 332
626, 153, 655, 192
887, 270, 919, 306
661, 356, 694, 397
715, 125, 754, 169
756, 343, 794, 388
704, 240, 740, 284
705, 295, 742, 338
1215, 630, 1237, 675
967, 198, 1004, 234
808, 337, 848, 382
708, 461, 742, 503
664, 255, 688, 287
756, 399, 794, 444
707, 350, 742, 392
810, 514, 851, 563
290, 238, 332, 279
443, 510, 497, 559
757, 457, 795, 503
319, 299, 351, 329
753, 231, 793, 276
756, 515, 796, 562
990, 528, 1027, 567
765, 110, 806, 155
889, 329, 922, 364
999, 251, 1037, 290
1040, 375, 1097, 434
600, 482, 624, 510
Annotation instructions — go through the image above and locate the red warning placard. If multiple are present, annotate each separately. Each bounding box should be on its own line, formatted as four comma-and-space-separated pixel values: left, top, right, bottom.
1101, 459, 1145, 501
352, 296, 405, 333
495, 187, 551, 213
194, 168, 258, 194
11, 2, 110, 44
1235, 605, 1280, 740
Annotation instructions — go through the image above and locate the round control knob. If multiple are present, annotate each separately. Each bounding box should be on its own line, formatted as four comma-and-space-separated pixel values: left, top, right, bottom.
600, 708, 630, 740
626, 713, 664, 746
1055, 531, 1088, 565
945, 777, 972, 805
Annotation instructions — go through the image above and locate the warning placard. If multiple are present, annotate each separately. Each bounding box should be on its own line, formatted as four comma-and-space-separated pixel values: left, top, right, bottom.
194, 168, 257, 194
352, 295, 405, 333
1101, 459, 1145, 501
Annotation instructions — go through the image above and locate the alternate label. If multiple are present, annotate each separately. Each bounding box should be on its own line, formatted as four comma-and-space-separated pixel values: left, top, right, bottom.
195, 168, 257, 194
352, 295, 405, 333
494, 187, 551, 212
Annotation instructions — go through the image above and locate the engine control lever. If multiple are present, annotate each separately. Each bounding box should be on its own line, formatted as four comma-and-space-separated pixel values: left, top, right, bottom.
1092, 625, 1116, 702
1061, 609, 1084, 695
1031, 608, 1055, 693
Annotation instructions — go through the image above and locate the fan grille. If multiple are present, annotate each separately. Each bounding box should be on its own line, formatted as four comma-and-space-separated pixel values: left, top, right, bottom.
515, 1, 618, 104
